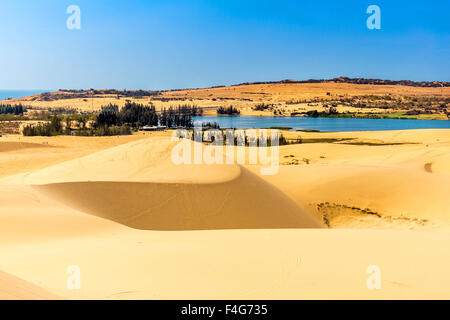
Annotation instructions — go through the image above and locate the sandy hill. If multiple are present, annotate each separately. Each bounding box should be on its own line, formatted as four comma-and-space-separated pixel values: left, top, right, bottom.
4, 137, 321, 230
0, 271, 59, 300
4, 80, 449, 116
161, 81, 450, 101
0, 129, 449, 299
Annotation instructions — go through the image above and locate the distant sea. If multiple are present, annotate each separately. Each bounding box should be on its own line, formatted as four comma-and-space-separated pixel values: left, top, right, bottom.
0, 90, 49, 101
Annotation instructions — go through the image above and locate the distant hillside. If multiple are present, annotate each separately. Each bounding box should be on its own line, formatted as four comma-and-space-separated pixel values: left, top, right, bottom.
234, 77, 450, 88
3, 77, 449, 119
18, 77, 450, 102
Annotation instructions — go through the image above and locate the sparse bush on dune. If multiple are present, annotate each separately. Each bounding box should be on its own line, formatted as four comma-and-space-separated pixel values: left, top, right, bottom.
75, 125, 132, 136
217, 105, 240, 115
189, 128, 302, 147
200, 121, 220, 129
22, 116, 63, 136
252, 103, 273, 111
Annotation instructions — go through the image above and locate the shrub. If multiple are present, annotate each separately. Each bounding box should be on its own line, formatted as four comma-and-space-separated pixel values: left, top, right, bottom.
23, 116, 63, 136
217, 105, 240, 115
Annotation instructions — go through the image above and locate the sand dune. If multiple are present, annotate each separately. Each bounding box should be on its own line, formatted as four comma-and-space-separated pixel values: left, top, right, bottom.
255, 129, 450, 229
0, 271, 59, 300
1, 228, 449, 299
0, 141, 53, 153
260, 164, 450, 229
10, 137, 242, 184
35, 169, 321, 231
0, 129, 449, 299
0, 184, 122, 244
12, 137, 320, 230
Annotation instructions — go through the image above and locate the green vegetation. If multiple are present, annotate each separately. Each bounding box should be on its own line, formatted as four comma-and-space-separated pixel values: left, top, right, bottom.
21, 102, 200, 136
253, 103, 274, 111
298, 108, 449, 120
189, 129, 301, 146
267, 126, 293, 130
96, 102, 159, 128
74, 125, 131, 136
22, 116, 63, 136
286, 94, 450, 119
0, 104, 26, 115
301, 138, 353, 144
296, 129, 322, 132
340, 141, 417, 146
217, 105, 240, 115
160, 104, 200, 128
304, 107, 339, 118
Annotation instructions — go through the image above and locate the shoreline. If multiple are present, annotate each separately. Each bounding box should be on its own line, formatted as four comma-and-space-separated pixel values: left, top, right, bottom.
198, 113, 450, 121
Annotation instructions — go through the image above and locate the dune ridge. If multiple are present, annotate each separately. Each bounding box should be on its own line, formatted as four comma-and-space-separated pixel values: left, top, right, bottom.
0, 141, 53, 153
0, 271, 59, 300
0, 129, 449, 299
35, 167, 321, 231
3, 136, 321, 230
28, 137, 321, 230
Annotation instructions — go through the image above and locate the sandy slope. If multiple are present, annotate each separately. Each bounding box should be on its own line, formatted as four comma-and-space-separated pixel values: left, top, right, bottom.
0, 133, 151, 178
259, 164, 450, 229
9, 137, 320, 230
0, 271, 59, 300
0, 182, 448, 299
0, 129, 449, 299
261, 129, 450, 229
0, 141, 53, 153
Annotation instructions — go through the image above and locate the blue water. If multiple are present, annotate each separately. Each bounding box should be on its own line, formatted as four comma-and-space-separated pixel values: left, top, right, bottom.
193, 116, 450, 132
0, 90, 48, 101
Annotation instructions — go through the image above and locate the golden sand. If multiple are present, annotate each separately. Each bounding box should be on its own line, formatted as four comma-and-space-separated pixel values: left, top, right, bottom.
0, 128, 449, 299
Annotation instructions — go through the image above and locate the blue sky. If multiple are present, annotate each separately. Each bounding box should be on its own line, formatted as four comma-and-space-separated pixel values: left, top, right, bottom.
0, 0, 448, 90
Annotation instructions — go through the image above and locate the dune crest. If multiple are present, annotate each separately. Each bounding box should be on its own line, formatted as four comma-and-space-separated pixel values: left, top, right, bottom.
18, 137, 321, 230
0, 141, 53, 153
35, 167, 321, 230
0, 271, 59, 300
14, 137, 242, 185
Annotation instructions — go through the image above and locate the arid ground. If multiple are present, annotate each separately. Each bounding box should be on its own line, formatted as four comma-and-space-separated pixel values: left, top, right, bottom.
0, 126, 449, 299
4, 80, 450, 120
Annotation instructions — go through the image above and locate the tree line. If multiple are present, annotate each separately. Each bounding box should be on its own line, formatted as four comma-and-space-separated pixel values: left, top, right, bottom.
0, 104, 26, 115
22, 116, 63, 136
23, 102, 203, 136
217, 105, 240, 115
189, 129, 301, 146
96, 102, 202, 129
159, 104, 202, 128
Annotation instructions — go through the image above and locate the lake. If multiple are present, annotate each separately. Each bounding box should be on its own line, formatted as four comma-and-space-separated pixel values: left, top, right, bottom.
192, 116, 450, 132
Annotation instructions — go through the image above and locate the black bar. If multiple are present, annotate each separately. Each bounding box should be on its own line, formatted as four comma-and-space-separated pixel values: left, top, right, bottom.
1, 300, 448, 318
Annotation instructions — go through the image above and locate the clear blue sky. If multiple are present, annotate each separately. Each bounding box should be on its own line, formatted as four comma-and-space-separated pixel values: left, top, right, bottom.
0, 0, 448, 90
